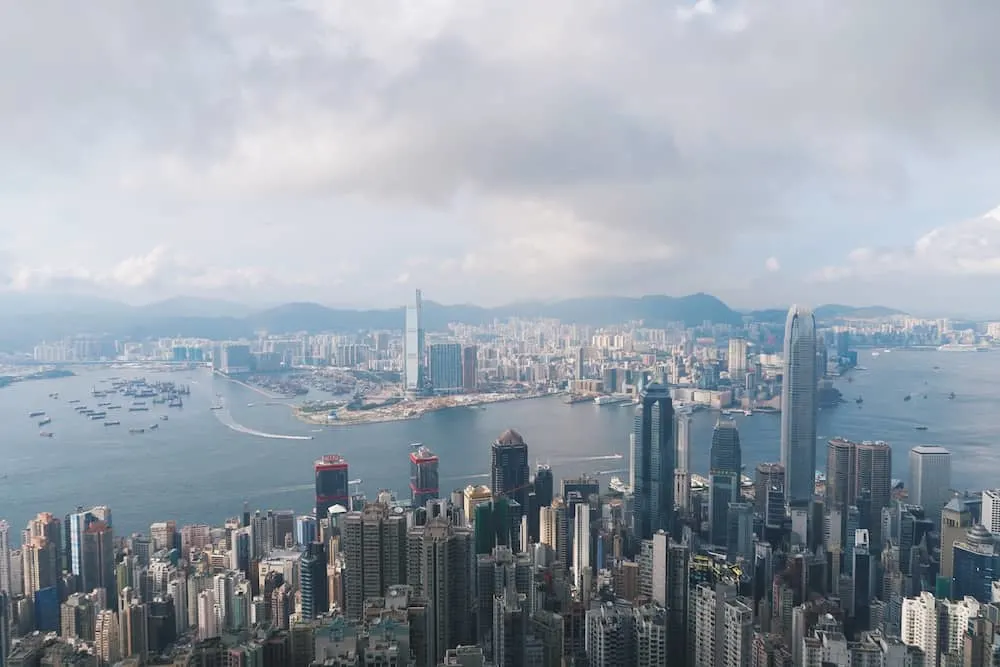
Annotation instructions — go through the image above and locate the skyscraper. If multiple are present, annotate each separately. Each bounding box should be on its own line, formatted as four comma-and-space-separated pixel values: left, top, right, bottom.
314, 454, 350, 521
727, 338, 748, 383
909, 445, 952, 524
709, 419, 742, 546
462, 345, 478, 392
633, 383, 675, 539
407, 515, 475, 663
0, 520, 11, 594
299, 542, 329, 620
341, 502, 407, 619
428, 343, 463, 393
404, 288, 425, 393
82, 520, 115, 607
824, 438, 892, 552
491, 430, 530, 509
780, 305, 818, 511
409, 445, 440, 509
674, 413, 692, 511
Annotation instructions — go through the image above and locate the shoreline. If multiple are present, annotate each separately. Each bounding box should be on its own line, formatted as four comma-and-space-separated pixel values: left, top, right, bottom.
293, 391, 555, 427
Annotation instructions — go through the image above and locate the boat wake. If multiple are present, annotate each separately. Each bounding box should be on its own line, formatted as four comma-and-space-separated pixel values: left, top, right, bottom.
213, 408, 313, 441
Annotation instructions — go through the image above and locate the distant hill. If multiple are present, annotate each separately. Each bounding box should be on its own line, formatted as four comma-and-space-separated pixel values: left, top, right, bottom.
0, 291, 907, 352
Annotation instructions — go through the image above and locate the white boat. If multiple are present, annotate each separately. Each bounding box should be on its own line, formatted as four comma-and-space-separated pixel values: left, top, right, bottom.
743, 409, 753, 416
871, 352, 880, 357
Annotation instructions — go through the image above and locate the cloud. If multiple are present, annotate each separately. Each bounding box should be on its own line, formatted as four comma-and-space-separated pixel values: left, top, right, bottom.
2, 1, 1000, 307
765, 257, 780, 273
816, 206, 1000, 282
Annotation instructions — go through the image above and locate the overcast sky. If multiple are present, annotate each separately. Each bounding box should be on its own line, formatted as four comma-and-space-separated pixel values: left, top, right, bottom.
2, 0, 999, 315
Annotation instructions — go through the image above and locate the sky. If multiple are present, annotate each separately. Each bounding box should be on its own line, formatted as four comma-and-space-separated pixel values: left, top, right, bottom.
2, 0, 1000, 316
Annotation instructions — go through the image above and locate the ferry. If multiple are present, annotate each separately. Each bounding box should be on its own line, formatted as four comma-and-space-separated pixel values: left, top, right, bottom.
129, 428, 145, 434
39, 431, 54, 438
743, 409, 753, 416
38, 418, 52, 427
608, 476, 631, 494
871, 351, 880, 357
148, 423, 159, 430
104, 421, 121, 427
28, 411, 45, 418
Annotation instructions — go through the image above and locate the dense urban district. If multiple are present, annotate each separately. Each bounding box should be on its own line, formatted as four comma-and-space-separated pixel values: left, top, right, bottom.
1, 291, 1000, 666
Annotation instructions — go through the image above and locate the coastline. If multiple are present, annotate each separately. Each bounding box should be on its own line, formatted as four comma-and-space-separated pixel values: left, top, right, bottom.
292, 391, 554, 427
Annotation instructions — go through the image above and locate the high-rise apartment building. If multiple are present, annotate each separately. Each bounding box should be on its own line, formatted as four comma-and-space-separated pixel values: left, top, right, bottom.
82, 520, 115, 606
299, 542, 328, 620
314, 454, 350, 521
490, 430, 531, 510
407, 515, 475, 663
22, 536, 58, 598
727, 338, 748, 383
633, 383, 675, 539
428, 343, 463, 393
342, 502, 407, 619
149, 521, 176, 553
404, 288, 425, 393
95, 608, 120, 665
409, 445, 440, 509
573, 509, 591, 594
940, 496, 974, 580
780, 305, 818, 511
462, 345, 478, 392
909, 446, 952, 524
709, 419, 741, 546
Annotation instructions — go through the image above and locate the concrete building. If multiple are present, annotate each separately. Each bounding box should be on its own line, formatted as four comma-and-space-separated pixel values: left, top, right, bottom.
909, 446, 952, 525
780, 306, 818, 513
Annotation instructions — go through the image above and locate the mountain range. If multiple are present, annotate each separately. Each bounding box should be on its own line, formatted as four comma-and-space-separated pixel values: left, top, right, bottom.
0, 292, 906, 352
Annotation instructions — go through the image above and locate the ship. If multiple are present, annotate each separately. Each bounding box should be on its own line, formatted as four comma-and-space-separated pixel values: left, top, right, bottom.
129, 428, 145, 434
743, 409, 753, 416
210, 405, 223, 411
948, 392, 956, 400
28, 411, 45, 418
148, 423, 159, 430
39, 431, 54, 438
104, 420, 121, 426
938, 343, 990, 352
608, 476, 631, 494
915, 426, 929, 431
903, 394, 912, 402
160, 415, 169, 421
129, 406, 149, 412
563, 394, 592, 405
855, 396, 863, 405
89, 412, 108, 420
594, 395, 630, 406
67, 399, 80, 404
38, 417, 52, 426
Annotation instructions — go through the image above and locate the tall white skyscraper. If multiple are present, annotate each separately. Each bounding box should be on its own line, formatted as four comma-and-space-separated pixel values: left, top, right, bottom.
727, 338, 748, 382
0, 520, 10, 594
197, 589, 218, 639
901, 592, 939, 659
909, 446, 952, 524
982, 490, 1000, 537
780, 305, 818, 510
404, 288, 425, 393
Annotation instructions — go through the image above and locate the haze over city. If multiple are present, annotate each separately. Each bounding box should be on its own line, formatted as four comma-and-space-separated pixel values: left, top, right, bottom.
2, 1, 1000, 314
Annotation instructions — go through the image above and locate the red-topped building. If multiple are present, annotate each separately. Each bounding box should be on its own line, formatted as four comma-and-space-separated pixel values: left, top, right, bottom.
409, 445, 440, 510
315, 455, 350, 520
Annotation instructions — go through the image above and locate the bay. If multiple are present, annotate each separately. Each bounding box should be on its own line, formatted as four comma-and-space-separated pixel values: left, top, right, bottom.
0, 349, 994, 535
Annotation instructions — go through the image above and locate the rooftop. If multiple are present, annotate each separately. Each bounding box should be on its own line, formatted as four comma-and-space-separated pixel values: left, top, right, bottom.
495, 429, 525, 446
911, 445, 950, 455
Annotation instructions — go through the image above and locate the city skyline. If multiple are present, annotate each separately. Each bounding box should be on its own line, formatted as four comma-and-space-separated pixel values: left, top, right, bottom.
2, 3, 1000, 312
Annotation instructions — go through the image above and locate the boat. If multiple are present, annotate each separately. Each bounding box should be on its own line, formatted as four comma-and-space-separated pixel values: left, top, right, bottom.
210, 405, 223, 411
49, 393, 58, 399
608, 476, 630, 494
38, 418, 52, 426
129, 428, 145, 434
104, 421, 121, 426
948, 392, 956, 400
855, 397, 863, 405
28, 411, 45, 418
743, 409, 753, 416
903, 394, 912, 402
915, 426, 929, 431
67, 399, 79, 404
721, 409, 733, 416
247, 403, 255, 407
89, 412, 107, 420
129, 406, 149, 412
39, 431, 53, 438
108, 405, 122, 410
871, 352, 880, 357
149, 423, 159, 430
159, 415, 169, 421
